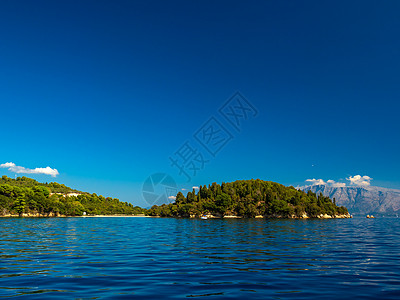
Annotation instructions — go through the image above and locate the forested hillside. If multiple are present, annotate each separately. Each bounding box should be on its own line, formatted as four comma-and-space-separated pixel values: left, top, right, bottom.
0, 176, 144, 216
148, 179, 349, 218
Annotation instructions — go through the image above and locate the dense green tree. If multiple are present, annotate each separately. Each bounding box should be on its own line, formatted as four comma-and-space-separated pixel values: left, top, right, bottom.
13, 194, 26, 217
175, 192, 185, 204
215, 193, 232, 215
0, 176, 145, 216
148, 179, 349, 218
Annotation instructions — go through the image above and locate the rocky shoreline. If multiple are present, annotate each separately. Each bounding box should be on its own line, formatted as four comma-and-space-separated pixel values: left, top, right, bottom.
0, 212, 67, 217
190, 213, 353, 219
1, 213, 352, 219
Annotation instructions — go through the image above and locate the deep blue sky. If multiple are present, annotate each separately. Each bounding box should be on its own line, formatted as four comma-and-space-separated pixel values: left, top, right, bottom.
1, 0, 399, 206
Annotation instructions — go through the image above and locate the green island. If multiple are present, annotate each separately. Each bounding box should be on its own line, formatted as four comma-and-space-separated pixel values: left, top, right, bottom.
0, 176, 145, 217
149, 179, 350, 219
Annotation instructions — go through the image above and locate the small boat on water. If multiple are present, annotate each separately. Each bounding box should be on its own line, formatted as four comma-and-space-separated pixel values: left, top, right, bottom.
366, 215, 375, 218
201, 215, 208, 220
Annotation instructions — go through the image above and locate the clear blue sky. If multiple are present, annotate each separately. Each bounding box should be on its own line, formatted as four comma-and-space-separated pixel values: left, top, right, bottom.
1, 0, 399, 206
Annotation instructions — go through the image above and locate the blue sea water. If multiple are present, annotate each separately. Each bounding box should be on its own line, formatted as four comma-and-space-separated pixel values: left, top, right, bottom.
0, 217, 400, 299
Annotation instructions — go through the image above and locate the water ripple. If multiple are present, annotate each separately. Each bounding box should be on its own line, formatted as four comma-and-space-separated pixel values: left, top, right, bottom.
1, 217, 400, 299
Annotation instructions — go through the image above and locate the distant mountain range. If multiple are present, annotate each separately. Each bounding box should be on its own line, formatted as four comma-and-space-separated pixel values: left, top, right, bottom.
301, 185, 400, 216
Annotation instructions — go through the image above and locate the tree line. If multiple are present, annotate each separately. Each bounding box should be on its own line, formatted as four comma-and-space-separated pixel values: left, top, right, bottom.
148, 179, 349, 218
0, 176, 144, 216
0, 177, 349, 218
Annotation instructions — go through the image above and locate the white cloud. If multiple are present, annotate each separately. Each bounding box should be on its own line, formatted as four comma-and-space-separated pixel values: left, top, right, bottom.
0, 162, 15, 168
305, 175, 373, 188
306, 178, 326, 186
327, 180, 346, 187
347, 175, 372, 187
168, 196, 176, 200
0, 162, 59, 177
305, 178, 346, 187
192, 186, 199, 190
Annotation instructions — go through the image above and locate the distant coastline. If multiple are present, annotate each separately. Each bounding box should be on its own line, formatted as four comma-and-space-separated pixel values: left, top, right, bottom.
0, 213, 352, 219
0, 214, 150, 218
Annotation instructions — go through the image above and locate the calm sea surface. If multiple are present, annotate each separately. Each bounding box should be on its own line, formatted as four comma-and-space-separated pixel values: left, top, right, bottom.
1, 217, 399, 299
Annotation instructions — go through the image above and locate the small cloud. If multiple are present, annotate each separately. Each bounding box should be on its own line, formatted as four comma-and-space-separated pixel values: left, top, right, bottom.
0, 162, 59, 177
306, 178, 326, 186
168, 196, 176, 200
327, 180, 346, 187
347, 175, 372, 187
181, 188, 187, 191
305, 175, 373, 188
192, 186, 199, 190
305, 178, 346, 187
0, 162, 15, 168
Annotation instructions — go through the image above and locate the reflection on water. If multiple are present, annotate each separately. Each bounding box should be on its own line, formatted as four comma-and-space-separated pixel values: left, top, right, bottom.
1, 217, 400, 299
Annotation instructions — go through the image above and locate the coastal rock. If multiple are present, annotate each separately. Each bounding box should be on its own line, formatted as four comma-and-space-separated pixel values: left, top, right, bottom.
334, 214, 352, 218
318, 214, 332, 219
301, 213, 309, 219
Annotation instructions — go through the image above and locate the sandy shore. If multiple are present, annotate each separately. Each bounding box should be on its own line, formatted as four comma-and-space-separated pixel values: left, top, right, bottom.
1, 214, 152, 218
79, 214, 152, 217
